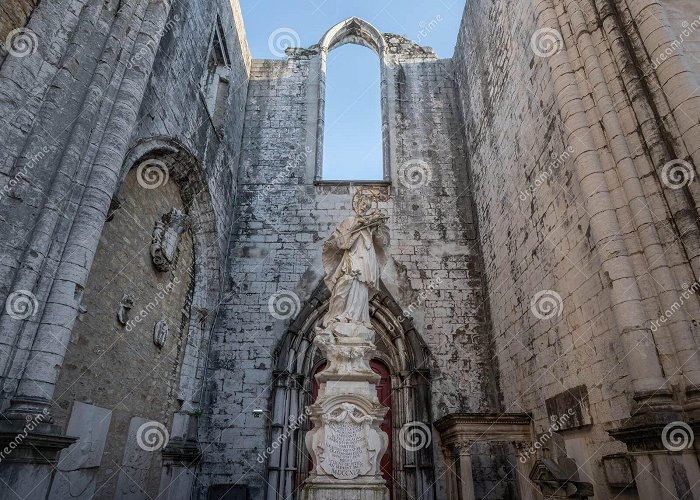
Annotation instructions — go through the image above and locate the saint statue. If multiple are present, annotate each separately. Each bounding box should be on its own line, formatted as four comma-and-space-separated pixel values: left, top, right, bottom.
321, 188, 389, 330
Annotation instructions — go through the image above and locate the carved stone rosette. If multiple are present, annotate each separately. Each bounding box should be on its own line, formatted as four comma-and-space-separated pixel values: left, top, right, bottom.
150, 208, 189, 272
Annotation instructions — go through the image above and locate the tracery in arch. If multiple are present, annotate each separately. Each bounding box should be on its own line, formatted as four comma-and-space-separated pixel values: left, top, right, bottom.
264, 283, 436, 500
319, 17, 387, 55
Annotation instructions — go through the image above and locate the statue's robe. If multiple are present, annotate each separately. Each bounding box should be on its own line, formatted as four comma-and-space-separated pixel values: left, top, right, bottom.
322, 215, 388, 327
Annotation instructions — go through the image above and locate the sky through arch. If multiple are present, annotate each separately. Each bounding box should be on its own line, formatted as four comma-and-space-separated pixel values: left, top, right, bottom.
322, 43, 383, 180
239, 0, 465, 179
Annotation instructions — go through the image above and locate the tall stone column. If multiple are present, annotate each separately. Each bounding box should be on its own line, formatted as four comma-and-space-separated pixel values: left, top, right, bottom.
302, 188, 390, 500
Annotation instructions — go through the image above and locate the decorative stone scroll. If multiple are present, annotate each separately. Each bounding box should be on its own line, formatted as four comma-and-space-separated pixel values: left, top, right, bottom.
310, 403, 384, 480
150, 208, 189, 272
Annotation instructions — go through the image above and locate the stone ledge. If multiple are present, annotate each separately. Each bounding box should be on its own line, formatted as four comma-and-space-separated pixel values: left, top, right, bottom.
0, 422, 77, 464
434, 412, 532, 444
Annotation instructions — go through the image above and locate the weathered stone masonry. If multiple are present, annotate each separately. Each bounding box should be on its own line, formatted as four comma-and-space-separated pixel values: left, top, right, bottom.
1, 0, 700, 499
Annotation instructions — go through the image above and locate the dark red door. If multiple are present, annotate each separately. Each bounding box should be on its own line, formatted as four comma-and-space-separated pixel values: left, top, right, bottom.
310, 360, 393, 497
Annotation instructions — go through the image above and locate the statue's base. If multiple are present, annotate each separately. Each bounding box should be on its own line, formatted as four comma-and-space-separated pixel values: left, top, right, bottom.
302, 476, 389, 500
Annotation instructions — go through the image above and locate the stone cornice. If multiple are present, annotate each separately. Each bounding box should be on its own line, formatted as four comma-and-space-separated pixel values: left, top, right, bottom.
434, 412, 532, 445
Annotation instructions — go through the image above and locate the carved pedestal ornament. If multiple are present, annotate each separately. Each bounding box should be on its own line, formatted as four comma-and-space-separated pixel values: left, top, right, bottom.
303, 188, 390, 500
153, 320, 168, 348
150, 208, 189, 272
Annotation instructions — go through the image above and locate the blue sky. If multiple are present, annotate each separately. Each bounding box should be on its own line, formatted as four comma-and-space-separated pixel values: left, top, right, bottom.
239, 0, 466, 179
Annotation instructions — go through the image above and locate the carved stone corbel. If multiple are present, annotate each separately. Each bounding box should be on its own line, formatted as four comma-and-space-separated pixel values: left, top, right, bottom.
117, 294, 134, 325
150, 208, 189, 272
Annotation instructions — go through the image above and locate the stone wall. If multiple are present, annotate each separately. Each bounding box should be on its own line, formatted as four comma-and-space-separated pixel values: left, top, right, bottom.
197, 29, 505, 499
51, 168, 194, 499
0, 0, 250, 497
454, 0, 700, 498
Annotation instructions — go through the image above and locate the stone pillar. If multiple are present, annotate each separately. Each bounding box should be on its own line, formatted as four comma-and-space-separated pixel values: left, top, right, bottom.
2, 0, 173, 421
536, 0, 674, 413
301, 322, 389, 500
441, 445, 460, 500
609, 423, 700, 500
455, 441, 476, 500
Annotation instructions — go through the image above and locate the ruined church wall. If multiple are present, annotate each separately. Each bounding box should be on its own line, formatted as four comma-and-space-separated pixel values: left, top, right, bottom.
197, 39, 504, 498
454, 0, 700, 496
129, 0, 250, 263
0, 0, 250, 496
453, 0, 631, 494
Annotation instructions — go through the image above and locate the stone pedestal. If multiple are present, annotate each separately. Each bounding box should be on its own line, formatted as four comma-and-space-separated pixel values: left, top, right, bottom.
302, 322, 390, 500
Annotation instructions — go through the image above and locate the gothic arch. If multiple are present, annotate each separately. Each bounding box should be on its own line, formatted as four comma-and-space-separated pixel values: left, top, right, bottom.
310, 18, 392, 182
119, 137, 221, 413
265, 282, 436, 500
319, 17, 387, 56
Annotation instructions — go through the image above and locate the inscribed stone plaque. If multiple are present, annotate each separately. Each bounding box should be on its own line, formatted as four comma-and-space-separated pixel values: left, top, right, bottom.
48, 402, 112, 500
114, 417, 154, 500
318, 404, 373, 480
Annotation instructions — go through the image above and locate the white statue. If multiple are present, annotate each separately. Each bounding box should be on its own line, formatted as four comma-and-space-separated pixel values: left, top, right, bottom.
303, 188, 391, 500
322, 189, 389, 330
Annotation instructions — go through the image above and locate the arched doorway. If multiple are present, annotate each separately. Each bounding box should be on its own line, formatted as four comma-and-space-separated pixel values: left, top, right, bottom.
265, 283, 436, 500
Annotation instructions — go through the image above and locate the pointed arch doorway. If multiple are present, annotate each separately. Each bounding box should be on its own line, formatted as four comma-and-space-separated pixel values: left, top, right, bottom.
265, 284, 436, 500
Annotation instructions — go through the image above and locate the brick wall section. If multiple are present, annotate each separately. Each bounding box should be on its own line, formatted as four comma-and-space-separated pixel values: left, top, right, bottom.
197, 38, 504, 497
454, 0, 700, 495
52, 169, 194, 499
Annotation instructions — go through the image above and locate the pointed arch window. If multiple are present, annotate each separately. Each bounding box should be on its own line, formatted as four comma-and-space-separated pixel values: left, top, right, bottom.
321, 44, 383, 180
312, 18, 391, 183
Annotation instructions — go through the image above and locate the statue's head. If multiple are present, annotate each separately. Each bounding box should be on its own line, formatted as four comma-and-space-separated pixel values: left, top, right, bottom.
352, 187, 379, 216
